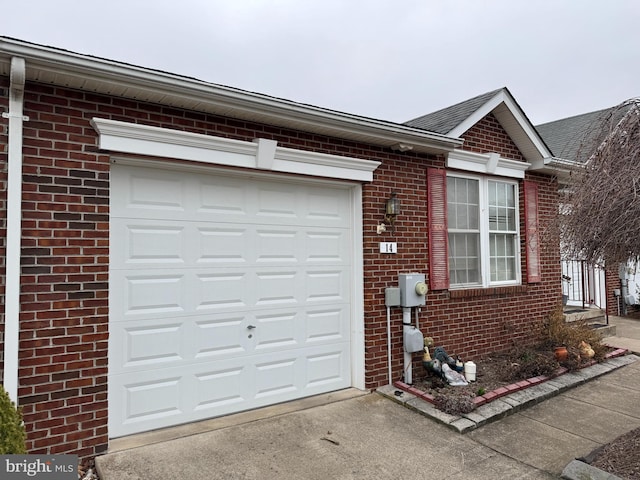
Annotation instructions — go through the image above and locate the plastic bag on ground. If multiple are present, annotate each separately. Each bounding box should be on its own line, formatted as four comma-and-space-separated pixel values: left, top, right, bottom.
442, 363, 468, 386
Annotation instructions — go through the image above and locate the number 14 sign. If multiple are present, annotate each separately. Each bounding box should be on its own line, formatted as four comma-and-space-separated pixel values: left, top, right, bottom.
379, 242, 397, 254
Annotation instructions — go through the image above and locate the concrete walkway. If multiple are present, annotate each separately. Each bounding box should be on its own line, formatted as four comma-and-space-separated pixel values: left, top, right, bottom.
604, 314, 640, 354
96, 316, 640, 480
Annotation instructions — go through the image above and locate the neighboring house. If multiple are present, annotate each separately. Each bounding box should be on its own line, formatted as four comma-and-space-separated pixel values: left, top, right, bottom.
1, 38, 562, 457
536, 102, 640, 316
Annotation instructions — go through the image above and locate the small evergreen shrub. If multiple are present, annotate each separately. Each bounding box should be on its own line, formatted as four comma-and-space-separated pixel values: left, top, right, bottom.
0, 384, 27, 454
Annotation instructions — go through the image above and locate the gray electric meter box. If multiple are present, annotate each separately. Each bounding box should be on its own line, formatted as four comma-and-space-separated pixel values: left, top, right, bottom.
399, 273, 427, 307
404, 326, 424, 353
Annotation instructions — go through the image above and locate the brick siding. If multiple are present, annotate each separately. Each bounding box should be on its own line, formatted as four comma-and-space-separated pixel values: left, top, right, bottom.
461, 113, 526, 160
1, 80, 562, 457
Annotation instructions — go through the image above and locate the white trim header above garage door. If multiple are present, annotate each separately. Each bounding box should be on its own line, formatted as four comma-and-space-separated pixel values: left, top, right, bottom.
91, 118, 381, 182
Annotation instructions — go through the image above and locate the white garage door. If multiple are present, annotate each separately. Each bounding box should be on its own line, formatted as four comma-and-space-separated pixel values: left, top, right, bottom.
109, 163, 354, 437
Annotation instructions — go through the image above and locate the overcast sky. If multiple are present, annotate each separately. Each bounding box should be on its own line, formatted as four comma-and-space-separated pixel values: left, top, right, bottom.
4, 1, 639, 126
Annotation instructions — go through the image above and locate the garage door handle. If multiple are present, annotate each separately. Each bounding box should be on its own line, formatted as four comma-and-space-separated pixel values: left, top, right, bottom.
247, 325, 256, 330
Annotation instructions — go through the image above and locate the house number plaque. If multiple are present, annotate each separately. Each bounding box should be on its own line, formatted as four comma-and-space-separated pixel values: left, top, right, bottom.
379, 242, 397, 254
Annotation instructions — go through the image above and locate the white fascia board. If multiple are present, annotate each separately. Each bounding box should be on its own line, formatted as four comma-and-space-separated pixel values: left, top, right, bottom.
0, 37, 462, 154
447, 149, 530, 179
499, 95, 553, 158
91, 118, 380, 182
448, 90, 552, 160
449, 92, 505, 138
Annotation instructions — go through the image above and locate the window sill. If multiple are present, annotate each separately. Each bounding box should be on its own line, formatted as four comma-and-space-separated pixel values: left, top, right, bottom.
449, 285, 528, 299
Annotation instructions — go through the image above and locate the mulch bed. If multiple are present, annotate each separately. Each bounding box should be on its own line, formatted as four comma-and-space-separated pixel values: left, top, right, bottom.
587, 425, 640, 479
78, 458, 98, 480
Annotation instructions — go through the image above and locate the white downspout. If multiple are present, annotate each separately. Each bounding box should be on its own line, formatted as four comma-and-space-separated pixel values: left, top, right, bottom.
2, 57, 27, 404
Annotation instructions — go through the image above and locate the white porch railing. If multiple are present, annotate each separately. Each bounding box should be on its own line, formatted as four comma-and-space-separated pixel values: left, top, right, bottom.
561, 259, 607, 311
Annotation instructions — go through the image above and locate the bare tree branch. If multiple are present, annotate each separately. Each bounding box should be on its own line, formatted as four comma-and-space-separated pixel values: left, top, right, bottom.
562, 99, 640, 266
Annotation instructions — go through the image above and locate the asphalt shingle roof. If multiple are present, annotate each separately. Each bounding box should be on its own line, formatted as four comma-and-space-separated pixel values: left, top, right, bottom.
536, 104, 632, 163
404, 89, 503, 134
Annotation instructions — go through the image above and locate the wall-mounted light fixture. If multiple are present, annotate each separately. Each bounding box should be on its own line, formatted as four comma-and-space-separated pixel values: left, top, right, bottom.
384, 192, 400, 232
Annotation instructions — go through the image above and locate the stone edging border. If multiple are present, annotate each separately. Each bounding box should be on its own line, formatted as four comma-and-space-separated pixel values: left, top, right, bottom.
377, 348, 636, 434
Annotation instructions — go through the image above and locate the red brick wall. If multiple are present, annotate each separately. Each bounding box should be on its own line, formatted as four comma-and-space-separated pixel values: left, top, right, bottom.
362, 126, 560, 386
461, 113, 526, 160
16, 83, 110, 457
605, 267, 620, 316
3, 80, 561, 457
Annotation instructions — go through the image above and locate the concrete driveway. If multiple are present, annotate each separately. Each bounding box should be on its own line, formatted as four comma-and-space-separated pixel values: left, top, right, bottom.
96, 389, 555, 479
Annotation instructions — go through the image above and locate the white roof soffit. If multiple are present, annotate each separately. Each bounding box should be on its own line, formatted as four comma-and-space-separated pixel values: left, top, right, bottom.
449, 89, 553, 166
0, 38, 462, 155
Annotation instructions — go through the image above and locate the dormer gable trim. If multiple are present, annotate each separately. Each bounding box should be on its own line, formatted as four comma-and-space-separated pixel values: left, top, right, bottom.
449, 89, 553, 165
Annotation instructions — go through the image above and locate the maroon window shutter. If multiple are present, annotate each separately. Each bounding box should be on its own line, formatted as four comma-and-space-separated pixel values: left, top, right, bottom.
427, 168, 450, 290
524, 180, 542, 283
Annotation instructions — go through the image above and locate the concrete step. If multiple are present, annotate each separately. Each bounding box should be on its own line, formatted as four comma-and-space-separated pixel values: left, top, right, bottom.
563, 307, 616, 338
588, 322, 616, 338
563, 307, 604, 323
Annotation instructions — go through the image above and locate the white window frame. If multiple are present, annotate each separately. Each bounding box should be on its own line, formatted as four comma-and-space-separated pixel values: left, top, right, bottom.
447, 172, 521, 289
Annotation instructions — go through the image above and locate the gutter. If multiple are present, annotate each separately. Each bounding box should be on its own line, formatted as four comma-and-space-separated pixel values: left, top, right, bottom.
2, 56, 27, 403
0, 37, 462, 154
528, 155, 582, 180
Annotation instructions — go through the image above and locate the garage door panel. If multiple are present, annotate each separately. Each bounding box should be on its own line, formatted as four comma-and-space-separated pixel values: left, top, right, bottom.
254, 357, 297, 399
127, 225, 185, 264
255, 228, 300, 263
193, 366, 247, 412
111, 317, 187, 375
255, 270, 299, 306
110, 165, 354, 437
114, 267, 348, 319
124, 173, 187, 213
113, 165, 352, 227
306, 350, 347, 388
110, 343, 351, 437
253, 311, 298, 350
195, 272, 248, 311
111, 305, 349, 375
256, 188, 298, 220
307, 191, 347, 221
113, 221, 348, 269
306, 308, 347, 344
122, 322, 184, 368
124, 274, 186, 316
111, 313, 252, 375
306, 269, 348, 303
198, 179, 250, 217
306, 231, 347, 263
121, 375, 184, 426
193, 316, 246, 359
197, 227, 248, 264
